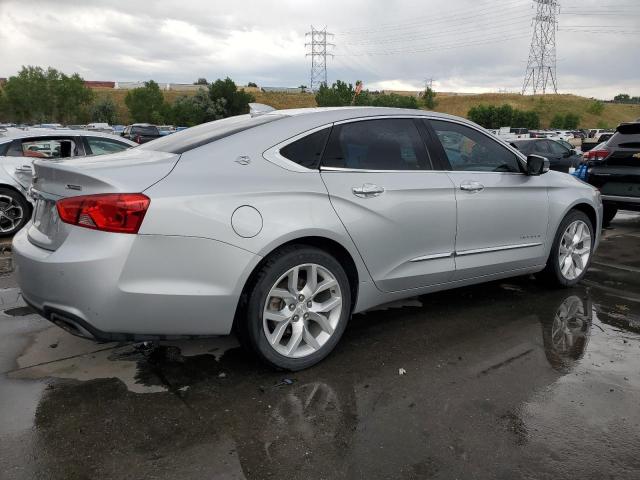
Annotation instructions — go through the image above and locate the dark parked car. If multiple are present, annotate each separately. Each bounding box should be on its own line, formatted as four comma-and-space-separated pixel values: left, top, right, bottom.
121, 123, 161, 144
510, 138, 582, 172
584, 122, 640, 225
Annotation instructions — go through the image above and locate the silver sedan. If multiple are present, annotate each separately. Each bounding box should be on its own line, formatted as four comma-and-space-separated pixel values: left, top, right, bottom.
13, 107, 602, 370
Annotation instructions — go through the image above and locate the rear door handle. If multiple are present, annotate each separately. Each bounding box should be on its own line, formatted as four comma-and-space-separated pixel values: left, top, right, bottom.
352, 183, 385, 198
460, 181, 485, 193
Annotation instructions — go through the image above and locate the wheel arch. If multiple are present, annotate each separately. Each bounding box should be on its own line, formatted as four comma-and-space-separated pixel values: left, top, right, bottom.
570, 202, 598, 233
234, 235, 361, 330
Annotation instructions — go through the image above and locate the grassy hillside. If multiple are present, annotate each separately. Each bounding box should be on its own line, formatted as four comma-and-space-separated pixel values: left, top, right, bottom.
433, 93, 640, 129
94, 87, 640, 128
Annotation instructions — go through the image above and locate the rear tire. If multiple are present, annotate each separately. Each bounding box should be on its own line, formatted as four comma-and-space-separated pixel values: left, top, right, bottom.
240, 246, 352, 371
602, 205, 618, 227
0, 188, 30, 237
539, 210, 594, 287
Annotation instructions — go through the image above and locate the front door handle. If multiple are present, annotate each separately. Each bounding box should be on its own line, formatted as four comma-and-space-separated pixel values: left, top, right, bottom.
460, 181, 485, 193
352, 183, 385, 198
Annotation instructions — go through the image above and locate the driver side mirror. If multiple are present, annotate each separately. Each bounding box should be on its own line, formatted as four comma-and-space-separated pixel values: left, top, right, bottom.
527, 154, 550, 176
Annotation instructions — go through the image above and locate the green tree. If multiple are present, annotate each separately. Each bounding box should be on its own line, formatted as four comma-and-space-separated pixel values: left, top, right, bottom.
0, 66, 93, 124
90, 96, 118, 124
587, 100, 604, 115
247, 82, 258, 88
208, 77, 255, 117
563, 113, 580, 129
423, 86, 437, 109
170, 89, 226, 126
614, 93, 630, 103
194, 78, 208, 85
124, 81, 167, 123
370, 93, 418, 109
315, 80, 354, 107
468, 104, 539, 129
550, 113, 564, 129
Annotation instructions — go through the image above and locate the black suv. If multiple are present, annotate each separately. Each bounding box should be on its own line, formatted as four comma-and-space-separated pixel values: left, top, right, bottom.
510, 138, 582, 173
121, 124, 161, 144
584, 122, 640, 225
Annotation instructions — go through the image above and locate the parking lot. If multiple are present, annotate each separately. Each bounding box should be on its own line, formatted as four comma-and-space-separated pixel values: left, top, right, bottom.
0, 212, 637, 479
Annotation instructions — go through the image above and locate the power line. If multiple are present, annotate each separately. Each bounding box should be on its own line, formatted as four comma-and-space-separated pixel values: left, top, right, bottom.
305, 26, 334, 91
522, 0, 560, 95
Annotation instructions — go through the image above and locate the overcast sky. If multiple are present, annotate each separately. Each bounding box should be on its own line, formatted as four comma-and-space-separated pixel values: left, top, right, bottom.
1, 0, 638, 98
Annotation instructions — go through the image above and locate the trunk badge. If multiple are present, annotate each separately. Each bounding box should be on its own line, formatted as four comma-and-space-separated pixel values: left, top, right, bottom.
235, 156, 251, 165
65, 184, 82, 191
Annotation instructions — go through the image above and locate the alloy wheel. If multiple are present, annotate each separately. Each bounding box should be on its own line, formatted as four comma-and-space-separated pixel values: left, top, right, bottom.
0, 195, 24, 234
263, 263, 342, 358
558, 220, 591, 280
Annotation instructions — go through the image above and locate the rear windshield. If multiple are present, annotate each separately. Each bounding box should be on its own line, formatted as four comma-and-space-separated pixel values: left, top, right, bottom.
132, 125, 159, 135
140, 114, 285, 154
607, 132, 640, 148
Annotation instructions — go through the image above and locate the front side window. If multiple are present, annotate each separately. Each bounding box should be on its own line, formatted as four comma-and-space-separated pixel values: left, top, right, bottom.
429, 120, 522, 173
280, 127, 331, 169
322, 119, 430, 170
86, 137, 131, 155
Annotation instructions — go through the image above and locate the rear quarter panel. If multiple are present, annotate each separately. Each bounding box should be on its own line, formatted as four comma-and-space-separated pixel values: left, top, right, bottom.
139, 118, 372, 287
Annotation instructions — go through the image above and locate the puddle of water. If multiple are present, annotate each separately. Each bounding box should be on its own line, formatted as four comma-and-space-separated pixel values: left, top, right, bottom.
10, 326, 240, 394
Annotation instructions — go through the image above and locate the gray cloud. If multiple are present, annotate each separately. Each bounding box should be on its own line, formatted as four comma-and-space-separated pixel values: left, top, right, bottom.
0, 0, 638, 98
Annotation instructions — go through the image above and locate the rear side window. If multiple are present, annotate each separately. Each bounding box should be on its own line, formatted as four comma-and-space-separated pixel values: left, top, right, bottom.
131, 125, 159, 136
140, 114, 285, 154
322, 119, 430, 170
530, 140, 550, 154
429, 120, 522, 173
0, 141, 10, 156
608, 132, 640, 148
280, 128, 331, 169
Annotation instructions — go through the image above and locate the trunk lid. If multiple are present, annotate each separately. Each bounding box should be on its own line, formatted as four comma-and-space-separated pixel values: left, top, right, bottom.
28, 148, 179, 251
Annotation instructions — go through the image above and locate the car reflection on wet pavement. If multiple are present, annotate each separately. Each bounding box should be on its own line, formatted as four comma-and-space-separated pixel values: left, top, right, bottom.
2, 214, 640, 479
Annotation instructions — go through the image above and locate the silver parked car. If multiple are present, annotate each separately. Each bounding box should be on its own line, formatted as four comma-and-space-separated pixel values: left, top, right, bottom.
13, 107, 602, 370
0, 128, 136, 236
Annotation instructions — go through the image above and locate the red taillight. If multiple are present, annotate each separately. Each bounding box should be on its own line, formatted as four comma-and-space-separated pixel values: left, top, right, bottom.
584, 148, 610, 162
56, 193, 150, 234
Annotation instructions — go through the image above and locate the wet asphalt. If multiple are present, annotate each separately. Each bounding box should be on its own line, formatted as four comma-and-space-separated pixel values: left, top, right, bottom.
2, 214, 640, 480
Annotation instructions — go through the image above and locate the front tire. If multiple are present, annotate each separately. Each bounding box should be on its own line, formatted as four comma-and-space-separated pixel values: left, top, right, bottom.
0, 188, 30, 237
540, 210, 594, 287
241, 246, 352, 370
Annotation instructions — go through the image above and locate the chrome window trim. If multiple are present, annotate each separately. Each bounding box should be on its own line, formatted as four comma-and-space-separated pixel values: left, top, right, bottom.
321, 166, 525, 175
455, 242, 542, 256
262, 113, 528, 174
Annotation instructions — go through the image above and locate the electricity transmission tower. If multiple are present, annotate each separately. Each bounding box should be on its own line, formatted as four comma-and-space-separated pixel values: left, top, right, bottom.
305, 26, 334, 91
522, 0, 559, 95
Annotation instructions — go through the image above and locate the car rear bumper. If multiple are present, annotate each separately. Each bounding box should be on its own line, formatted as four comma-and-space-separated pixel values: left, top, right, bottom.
13, 225, 261, 338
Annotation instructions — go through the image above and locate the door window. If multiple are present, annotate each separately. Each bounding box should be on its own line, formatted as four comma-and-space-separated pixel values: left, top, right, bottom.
86, 137, 131, 155
322, 119, 430, 170
429, 120, 522, 173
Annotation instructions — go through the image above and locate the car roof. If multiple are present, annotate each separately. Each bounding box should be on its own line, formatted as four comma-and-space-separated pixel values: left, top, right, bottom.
268, 106, 461, 122
0, 128, 137, 145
